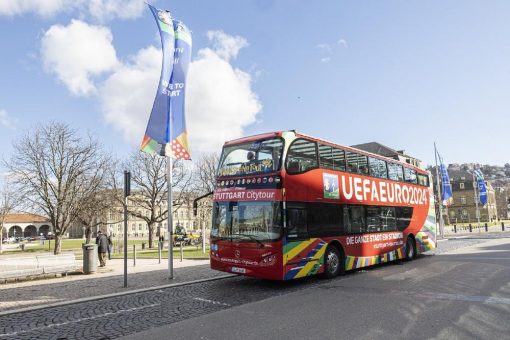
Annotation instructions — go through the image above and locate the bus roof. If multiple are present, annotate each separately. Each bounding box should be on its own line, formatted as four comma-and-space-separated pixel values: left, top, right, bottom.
223, 130, 427, 174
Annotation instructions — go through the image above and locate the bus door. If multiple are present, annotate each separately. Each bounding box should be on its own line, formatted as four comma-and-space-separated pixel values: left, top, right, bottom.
284, 204, 310, 265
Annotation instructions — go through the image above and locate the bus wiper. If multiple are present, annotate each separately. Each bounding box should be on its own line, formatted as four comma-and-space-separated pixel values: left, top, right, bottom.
230, 233, 265, 248
212, 236, 234, 241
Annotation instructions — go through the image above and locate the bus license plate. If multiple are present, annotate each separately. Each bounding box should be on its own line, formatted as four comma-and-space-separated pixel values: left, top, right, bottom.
231, 266, 246, 274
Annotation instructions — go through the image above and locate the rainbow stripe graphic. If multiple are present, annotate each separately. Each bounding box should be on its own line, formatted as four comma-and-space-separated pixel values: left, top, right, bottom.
284, 239, 327, 280
415, 188, 437, 253
345, 247, 405, 271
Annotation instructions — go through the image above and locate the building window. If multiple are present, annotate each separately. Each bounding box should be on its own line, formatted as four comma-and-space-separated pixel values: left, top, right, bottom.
459, 182, 465, 189
460, 196, 466, 204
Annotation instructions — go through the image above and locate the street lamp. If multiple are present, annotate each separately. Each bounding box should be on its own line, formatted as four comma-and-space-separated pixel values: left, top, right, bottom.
48, 232, 52, 252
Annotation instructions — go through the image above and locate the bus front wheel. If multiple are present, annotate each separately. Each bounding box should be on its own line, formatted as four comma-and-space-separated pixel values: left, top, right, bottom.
323, 245, 342, 278
405, 237, 416, 261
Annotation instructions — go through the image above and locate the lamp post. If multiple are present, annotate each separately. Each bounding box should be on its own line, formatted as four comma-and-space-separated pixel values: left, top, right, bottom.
48, 232, 52, 252
471, 172, 481, 232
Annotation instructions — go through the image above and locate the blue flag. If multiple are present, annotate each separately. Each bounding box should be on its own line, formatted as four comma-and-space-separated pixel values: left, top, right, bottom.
438, 154, 453, 205
141, 4, 192, 160
167, 19, 192, 160
474, 169, 487, 205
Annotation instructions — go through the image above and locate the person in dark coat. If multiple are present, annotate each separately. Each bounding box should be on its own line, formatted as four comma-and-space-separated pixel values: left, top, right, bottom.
96, 231, 108, 267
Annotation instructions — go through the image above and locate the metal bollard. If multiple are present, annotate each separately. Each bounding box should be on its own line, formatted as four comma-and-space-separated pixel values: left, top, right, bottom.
502, 222, 505, 231
158, 241, 162, 264
133, 244, 136, 267
180, 242, 184, 262
454, 225, 457, 233
469, 224, 472, 232
485, 223, 488, 232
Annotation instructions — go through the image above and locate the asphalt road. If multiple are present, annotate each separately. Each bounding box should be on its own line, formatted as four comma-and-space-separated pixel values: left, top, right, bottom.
122, 235, 510, 340
0, 235, 508, 339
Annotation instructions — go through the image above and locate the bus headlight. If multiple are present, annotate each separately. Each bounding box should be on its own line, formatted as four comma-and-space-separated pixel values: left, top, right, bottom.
260, 254, 276, 266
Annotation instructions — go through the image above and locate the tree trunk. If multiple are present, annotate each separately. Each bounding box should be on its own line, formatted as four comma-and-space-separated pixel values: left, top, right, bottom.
85, 226, 92, 244
148, 223, 155, 249
54, 234, 63, 255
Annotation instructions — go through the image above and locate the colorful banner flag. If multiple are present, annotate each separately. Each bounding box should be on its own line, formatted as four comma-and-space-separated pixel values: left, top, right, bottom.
140, 4, 192, 160
438, 154, 453, 205
167, 19, 192, 160
474, 169, 488, 205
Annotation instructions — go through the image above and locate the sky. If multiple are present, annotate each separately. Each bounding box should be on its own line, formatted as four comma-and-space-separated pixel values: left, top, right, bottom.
1, 0, 509, 171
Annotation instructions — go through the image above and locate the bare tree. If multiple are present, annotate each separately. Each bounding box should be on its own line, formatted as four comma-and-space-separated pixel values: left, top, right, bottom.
191, 152, 218, 221
192, 152, 219, 195
124, 152, 192, 248
4, 122, 108, 254
72, 158, 121, 244
0, 179, 20, 254
75, 187, 118, 244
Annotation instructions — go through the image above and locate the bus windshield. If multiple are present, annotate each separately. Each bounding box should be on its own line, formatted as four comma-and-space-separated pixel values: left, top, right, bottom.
211, 201, 282, 242
217, 138, 284, 177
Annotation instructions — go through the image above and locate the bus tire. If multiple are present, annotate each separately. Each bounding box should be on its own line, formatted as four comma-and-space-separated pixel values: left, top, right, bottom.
405, 237, 416, 261
322, 245, 341, 278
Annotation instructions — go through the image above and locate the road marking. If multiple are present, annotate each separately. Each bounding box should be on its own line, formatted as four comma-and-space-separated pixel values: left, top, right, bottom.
193, 297, 231, 307
416, 292, 510, 305
459, 257, 510, 260
0, 303, 161, 338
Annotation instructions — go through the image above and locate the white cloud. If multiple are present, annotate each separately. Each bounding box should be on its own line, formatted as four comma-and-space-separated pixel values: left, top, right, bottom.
87, 0, 145, 21
316, 38, 348, 62
41, 20, 119, 96
0, 110, 11, 127
99, 46, 161, 141
186, 48, 261, 153
338, 39, 348, 48
0, 0, 81, 17
0, 0, 144, 21
316, 43, 332, 54
206, 31, 249, 62
98, 31, 261, 155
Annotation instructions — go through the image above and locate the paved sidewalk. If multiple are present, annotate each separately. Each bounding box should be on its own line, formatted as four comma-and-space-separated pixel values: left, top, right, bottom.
443, 224, 510, 236
0, 257, 225, 313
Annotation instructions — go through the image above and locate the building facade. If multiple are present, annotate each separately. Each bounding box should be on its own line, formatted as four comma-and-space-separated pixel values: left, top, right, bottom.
2, 213, 53, 238
67, 193, 213, 239
494, 186, 510, 219
351, 142, 423, 169
437, 167, 498, 224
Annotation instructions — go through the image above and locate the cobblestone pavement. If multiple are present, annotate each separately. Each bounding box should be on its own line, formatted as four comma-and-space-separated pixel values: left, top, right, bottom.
0, 234, 505, 339
0, 259, 224, 312
0, 275, 323, 339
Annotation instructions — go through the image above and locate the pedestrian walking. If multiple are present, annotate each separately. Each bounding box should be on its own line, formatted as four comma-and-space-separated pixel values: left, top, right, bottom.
96, 231, 108, 267
107, 234, 113, 260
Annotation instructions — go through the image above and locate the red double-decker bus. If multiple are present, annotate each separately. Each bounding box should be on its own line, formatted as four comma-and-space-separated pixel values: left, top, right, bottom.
210, 131, 436, 280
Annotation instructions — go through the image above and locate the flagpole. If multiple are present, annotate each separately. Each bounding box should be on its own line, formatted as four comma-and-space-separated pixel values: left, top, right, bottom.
167, 155, 174, 279
472, 170, 481, 232
434, 142, 445, 238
